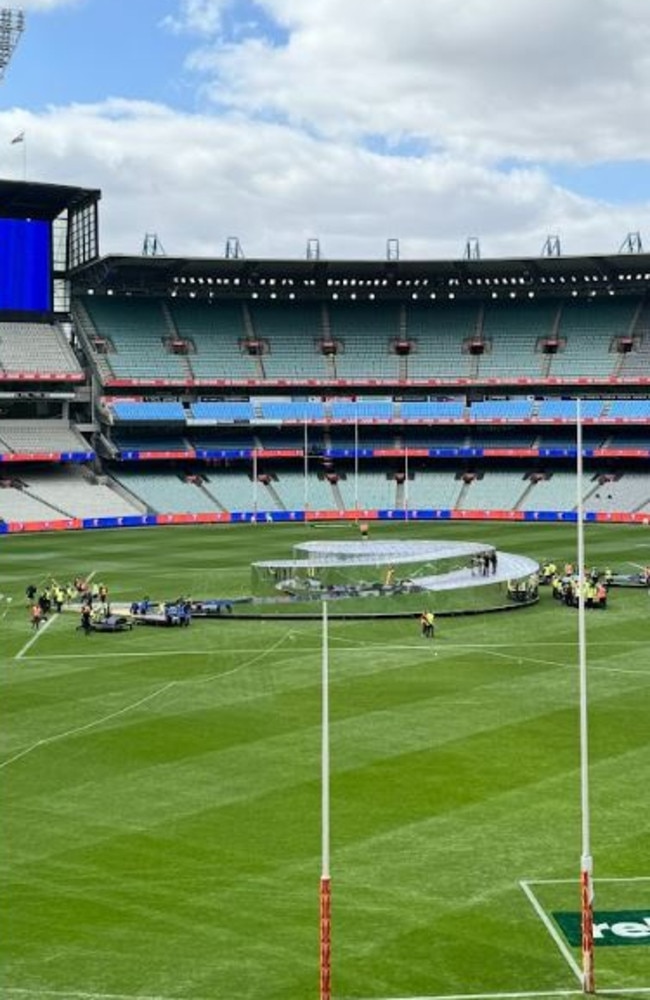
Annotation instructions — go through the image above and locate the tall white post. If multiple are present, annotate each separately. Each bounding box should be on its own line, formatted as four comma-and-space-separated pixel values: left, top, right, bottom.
303, 417, 309, 512
577, 397, 595, 993
354, 407, 359, 513
404, 446, 409, 521
320, 600, 331, 1000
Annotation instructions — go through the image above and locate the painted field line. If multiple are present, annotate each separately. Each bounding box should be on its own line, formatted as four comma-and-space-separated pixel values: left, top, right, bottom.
525, 875, 650, 884
332, 637, 650, 649
358, 991, 650, 1000
14, 570, 97, 661
0, 631, 291, 772
358, 993, 582, 1000
7, 990, 650, 1000
3, 990, 203, 1000
519, 880, 582, 985
14, 612, 58, 660
0, 680, 176, 771
20, 647, 308, 661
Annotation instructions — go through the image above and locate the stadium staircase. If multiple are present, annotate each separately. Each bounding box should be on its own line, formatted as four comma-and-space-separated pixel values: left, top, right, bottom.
512, 476, 539, 511
22, 482, 77, 519
243, 303, 267, 379
72, 301, 116, 381
397, 304, 409, 380
330, 479, 345, 510
617, 298, 650, 378
259, 478, 285, 510
195, 477, 228, 513
454, 477, 471, 509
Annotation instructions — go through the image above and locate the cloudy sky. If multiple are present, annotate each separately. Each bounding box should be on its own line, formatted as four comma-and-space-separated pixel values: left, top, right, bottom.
2, 0, 650, 261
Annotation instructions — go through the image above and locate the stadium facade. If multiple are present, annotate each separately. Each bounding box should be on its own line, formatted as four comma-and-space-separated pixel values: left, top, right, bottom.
0, 178, 648, 534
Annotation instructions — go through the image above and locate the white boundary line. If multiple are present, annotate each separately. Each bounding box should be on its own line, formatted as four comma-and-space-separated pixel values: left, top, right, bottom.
519, 880, 582, 985
14, 612, 58, 660
8, 991, 650, 1000
520, 874, 650, 993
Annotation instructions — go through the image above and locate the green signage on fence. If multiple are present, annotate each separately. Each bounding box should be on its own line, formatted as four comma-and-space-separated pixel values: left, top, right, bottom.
554, 911, 650, 947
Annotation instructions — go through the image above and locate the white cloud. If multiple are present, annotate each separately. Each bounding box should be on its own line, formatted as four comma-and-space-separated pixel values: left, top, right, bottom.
19, 0, 85, 9
163, 0, 230, 37
179, 0, 650, 163
3, 2, 649, 262
1, 100, 646, 261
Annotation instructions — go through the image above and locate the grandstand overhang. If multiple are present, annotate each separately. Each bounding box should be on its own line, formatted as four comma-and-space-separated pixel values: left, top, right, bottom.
0, 178, 100, 222
71, 251, 650, 302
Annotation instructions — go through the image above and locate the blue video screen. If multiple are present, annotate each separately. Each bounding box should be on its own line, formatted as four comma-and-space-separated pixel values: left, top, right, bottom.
0, 218, 52, 312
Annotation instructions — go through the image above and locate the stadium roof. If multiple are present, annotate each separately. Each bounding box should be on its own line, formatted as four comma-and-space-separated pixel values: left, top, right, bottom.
0, 178, 100, 221
71, 250, 650, 301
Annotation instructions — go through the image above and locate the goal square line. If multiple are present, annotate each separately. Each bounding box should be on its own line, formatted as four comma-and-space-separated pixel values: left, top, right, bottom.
520, 875, 650, 991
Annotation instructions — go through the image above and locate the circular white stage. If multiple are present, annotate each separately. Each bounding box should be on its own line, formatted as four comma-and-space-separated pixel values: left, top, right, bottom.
251, 539, 540, 616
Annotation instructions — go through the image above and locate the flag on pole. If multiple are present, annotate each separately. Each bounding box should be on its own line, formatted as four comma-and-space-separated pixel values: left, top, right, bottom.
10, 131, 24, 145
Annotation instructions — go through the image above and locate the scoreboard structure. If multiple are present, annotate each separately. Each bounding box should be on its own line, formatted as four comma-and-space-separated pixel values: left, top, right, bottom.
0, 178, 100, 317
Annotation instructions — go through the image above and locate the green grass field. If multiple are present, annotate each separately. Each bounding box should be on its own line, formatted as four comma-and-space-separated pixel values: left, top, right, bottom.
1, 520, 650, 1000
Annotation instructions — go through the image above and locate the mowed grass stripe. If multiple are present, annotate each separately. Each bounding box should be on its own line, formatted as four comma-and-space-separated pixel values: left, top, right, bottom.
2, 522, 650, 999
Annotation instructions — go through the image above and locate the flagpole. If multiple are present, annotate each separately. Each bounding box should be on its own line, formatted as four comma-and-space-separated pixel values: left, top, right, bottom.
10, 130, 26, 179
576, 397, 595, 994
320, 600, 332, 1000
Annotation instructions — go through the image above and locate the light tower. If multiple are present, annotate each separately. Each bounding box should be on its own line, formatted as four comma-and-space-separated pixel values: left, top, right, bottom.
0, 7, 24, 82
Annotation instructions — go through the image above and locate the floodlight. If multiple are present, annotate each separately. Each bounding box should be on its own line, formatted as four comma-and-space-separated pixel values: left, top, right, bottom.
0, 7, 24, 82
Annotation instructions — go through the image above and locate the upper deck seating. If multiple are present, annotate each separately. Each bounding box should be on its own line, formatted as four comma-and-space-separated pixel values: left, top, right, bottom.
168, 300, 258, 379
247, 303, 328, 379
548, 299, 638, 379
402, 303, 479, 379
82, 298, 188, 380
326, 303, 402, 380
477, 302, 558, 380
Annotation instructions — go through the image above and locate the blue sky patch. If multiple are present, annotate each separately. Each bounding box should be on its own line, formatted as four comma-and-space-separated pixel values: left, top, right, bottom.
549, 161, 650, 205
219, 0, 289, 47
362, 133, 433, 159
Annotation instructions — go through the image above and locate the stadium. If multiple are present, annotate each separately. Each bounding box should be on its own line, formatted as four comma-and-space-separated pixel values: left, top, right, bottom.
1, 159, 650, 998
